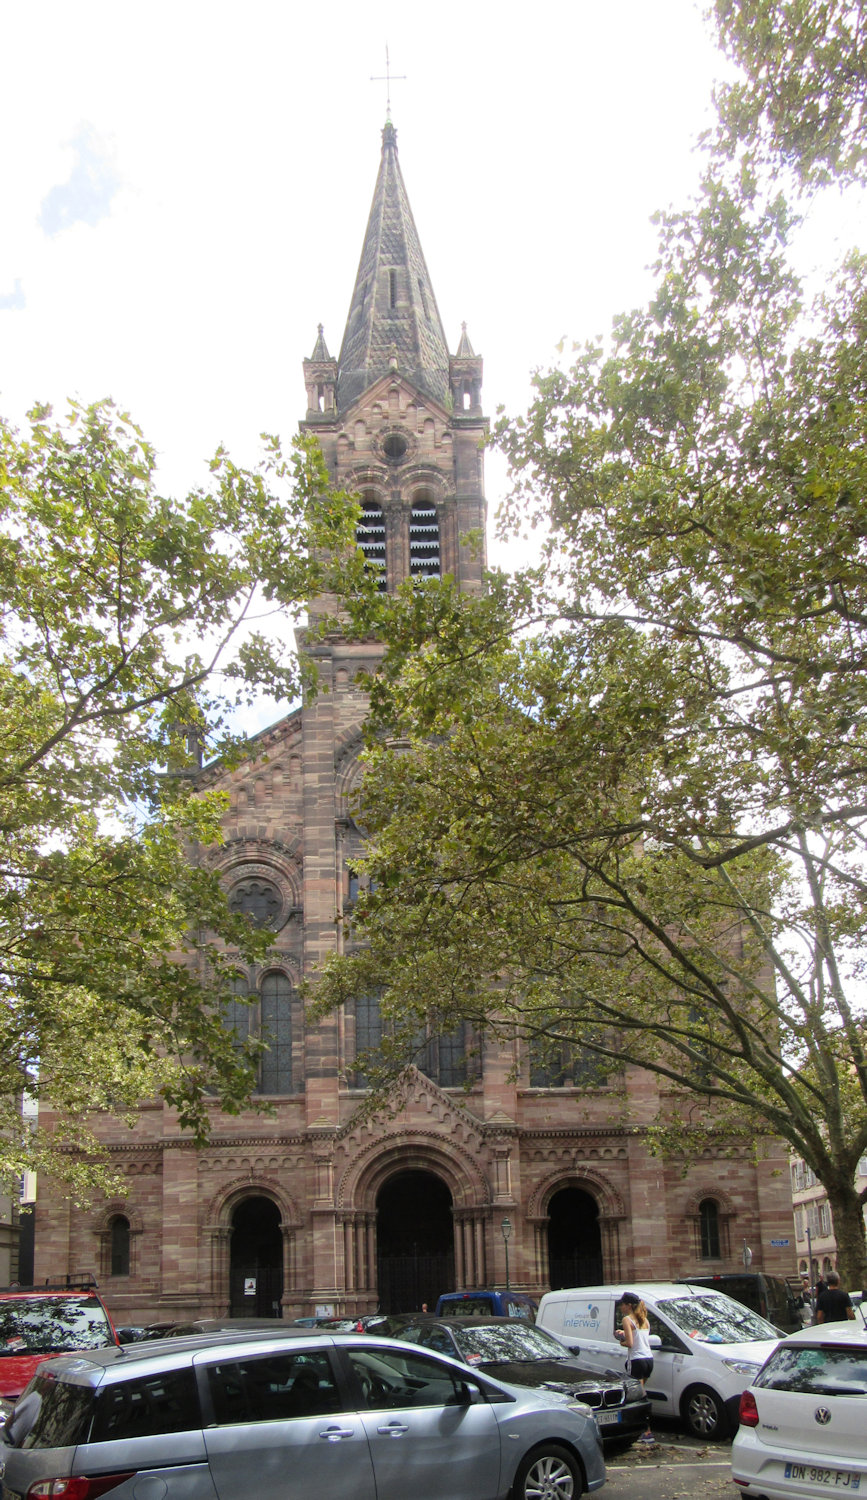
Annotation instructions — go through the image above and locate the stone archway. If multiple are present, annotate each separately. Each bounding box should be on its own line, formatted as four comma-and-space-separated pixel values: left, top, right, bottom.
375, 1169, 454, 1314
547, 1186, 604, 1289
229, 1195, 283, 1317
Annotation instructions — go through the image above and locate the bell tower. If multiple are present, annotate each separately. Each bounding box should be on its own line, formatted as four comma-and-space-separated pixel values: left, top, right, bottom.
296, 122, 489, 1137
300, 120, 488, 597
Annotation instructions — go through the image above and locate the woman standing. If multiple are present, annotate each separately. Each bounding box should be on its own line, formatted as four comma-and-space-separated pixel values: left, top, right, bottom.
616, 1292, 655, 1445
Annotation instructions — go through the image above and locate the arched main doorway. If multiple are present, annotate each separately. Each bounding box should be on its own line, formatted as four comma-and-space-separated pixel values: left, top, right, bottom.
547, 1186, 603, 1288
376, 1170, 454, 1314
229, 1195, 283, 1316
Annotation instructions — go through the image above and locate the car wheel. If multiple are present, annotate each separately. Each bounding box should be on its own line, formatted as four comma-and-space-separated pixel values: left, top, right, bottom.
511, 1443, 583, 1500
682, 1384, 729, 1439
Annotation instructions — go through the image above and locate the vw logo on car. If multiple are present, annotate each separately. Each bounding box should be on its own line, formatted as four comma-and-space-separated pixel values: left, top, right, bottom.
814, 1407, 832, 1425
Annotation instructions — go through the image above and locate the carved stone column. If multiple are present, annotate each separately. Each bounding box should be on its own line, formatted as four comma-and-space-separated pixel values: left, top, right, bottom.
474, 1214, 487, 1286
599, 1215, 624, 1284
529, 1216, 550, 1290
208, 1227, 231, 1313
365, 1214, 376, 1293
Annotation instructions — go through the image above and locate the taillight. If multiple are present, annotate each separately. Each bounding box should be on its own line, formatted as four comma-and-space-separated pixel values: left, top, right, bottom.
27, 1474, 135, 1499
739, 1390, 760, 1427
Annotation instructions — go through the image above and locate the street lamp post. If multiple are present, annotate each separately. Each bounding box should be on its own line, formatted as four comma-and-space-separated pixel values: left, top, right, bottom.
501, 1216, 512, 1293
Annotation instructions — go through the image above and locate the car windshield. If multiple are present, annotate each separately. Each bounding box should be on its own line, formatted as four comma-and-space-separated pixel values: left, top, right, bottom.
0, 1297, 114, 1355
659, 1293, 779, 1344
452, 1323, 568, 1362
755, 1345, 867, 1395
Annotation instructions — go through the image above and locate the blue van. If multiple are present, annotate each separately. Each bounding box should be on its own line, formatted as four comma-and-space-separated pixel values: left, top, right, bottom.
436, 1290, 537, 1321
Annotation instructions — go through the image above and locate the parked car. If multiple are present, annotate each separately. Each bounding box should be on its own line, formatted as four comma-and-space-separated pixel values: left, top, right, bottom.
0, 1280, 119, 1401
385, 1314, 651, 1449
153, 1317, 293, 1338
731, 1320, 867, 1499
684, 1273, 804, 1334
0, 1325, 606, 1500
436, 1290, 538, 1321
536, 1281, 782, 1439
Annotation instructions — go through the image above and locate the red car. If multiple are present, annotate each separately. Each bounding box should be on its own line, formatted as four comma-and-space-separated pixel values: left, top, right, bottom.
0, 1281, 119, 1401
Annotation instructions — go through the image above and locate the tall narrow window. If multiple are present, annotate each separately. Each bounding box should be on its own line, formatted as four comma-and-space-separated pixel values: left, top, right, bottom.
354, 994, 383, 1086
223, 972, 251, 1051
389, 269, 398, 307
699, 1198, 721, 1259
260, 972, 294, 1094
421, 1025, 467, 1088
356, 497, 387, 591
110, 1216, 131, 1277
409, 496, 440, 580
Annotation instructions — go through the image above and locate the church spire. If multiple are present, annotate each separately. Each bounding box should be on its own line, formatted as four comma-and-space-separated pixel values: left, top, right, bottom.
337, 123, 450, 411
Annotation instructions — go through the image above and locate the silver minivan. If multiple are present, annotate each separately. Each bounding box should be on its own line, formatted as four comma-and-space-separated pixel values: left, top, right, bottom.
0, 1327, 606, 1500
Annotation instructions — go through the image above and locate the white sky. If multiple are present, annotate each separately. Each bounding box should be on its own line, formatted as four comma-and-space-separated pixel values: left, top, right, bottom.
1, 0, 729, 497
2, 0, 862, 721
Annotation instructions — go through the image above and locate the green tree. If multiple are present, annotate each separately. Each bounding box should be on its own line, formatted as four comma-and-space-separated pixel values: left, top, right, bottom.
313, 175, 867, 1283
710, 0, 867, 187
0, 399, 360, 1193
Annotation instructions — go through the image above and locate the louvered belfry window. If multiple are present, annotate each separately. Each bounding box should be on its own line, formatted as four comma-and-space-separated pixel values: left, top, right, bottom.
357, 496, 387, 591
409, 496, 440, 580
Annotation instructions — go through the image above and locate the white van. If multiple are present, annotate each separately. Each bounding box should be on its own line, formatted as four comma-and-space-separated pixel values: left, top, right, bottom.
536, 1281, 781, 1439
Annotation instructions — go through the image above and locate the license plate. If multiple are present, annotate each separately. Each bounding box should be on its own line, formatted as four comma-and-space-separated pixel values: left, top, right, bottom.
596, 1409, 622, 1426
784, 1463, 861, 1489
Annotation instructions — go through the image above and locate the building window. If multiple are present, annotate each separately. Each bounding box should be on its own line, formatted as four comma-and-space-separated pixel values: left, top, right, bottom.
529, 1038, 607, 1088
699, 1199, 722, 1259
818, 1201, 832, 1236
110, 1216, 131, 1277
357, 497, 387, 591
419, 1025, 468, 1088
259, 972, 294, 1094
223, 972, 252, 1050
409, 496, 440, 580
353, 993, 384, 1086
229, 879, 281, 928
795, 1207, 804, 1240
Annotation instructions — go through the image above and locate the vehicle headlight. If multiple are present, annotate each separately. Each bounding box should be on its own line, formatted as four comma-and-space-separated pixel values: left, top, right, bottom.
567, 1401, 593, 1415
722, 1359, 761, 1377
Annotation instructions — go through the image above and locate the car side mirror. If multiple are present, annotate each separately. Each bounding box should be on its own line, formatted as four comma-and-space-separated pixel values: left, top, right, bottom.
648, 1334, 662, 1348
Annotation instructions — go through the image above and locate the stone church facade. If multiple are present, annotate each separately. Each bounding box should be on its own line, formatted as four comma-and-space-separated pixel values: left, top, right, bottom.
36, 124, 795, 1321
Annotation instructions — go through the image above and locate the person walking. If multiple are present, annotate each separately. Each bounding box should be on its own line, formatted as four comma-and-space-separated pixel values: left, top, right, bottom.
616, 1292, 656, 1445
815, 1269, 856, 1323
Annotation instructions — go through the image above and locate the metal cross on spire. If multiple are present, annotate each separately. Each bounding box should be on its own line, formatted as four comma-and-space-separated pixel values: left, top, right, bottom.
370, 45, 406, 122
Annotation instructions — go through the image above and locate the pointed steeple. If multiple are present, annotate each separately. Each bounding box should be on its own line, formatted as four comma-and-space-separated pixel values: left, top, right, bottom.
337, 122, 450, 411
303, 324, 338, 420
310, 323, 331, 361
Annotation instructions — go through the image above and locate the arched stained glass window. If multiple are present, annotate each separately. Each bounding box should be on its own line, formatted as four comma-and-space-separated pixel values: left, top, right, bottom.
699, 1198, 721, 1259
229, 879, 281, 928
260, 971, 294, 1094
110, 1216, 130, 1277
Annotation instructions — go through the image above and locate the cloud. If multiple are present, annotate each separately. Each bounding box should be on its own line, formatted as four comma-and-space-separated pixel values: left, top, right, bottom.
0, 279, 25, 311
39, 124, 119, 236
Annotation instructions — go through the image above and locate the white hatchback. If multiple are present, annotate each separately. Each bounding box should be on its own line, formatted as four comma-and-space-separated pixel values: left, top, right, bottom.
732, 1320, 867, 1500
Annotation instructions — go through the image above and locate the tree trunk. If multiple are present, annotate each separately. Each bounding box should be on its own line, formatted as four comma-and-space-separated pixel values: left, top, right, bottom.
826, 1184, 867, 1293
